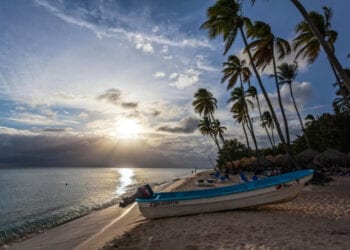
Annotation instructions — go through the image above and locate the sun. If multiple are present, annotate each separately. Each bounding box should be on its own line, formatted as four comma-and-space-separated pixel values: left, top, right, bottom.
115, 118, 143, 139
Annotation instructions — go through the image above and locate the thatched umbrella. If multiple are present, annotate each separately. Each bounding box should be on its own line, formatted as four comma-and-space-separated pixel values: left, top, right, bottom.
295, 149, 320, 165
238, 157, 250, 168
248, 157, 274, 170
273, 154, 289, 167
265, 155, 275, 162
313, 148, 347, 168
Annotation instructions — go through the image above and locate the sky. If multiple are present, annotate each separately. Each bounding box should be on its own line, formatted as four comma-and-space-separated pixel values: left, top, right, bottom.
0, 0, 349, 168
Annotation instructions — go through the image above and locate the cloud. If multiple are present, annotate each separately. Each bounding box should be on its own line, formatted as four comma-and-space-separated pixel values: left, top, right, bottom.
42, 128, 68, 132
153, 72, 166, 78
134, 34, 154, 54
0, 133, 209, 168
157, 116, 199, 133
97, 88, 122, 105
35, 0, 212, 51
121, 102, 138, 109
169, 69, 200, 89
7, 112, 78, 126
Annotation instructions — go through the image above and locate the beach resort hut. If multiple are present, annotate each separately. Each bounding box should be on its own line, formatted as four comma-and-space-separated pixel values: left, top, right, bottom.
265, 155, 275, 162
247, 157, 274, 171
295, 149, 320, 167
313, 148, 348, 173
273, 154, 289, 167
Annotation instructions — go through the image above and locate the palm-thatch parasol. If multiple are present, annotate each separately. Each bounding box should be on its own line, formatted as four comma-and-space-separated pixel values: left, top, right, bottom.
273, 154, 289, 167
313, 148, 347, 168
247, 157, 274, 170
295, 149, 320, 165
265, 155, 275, 162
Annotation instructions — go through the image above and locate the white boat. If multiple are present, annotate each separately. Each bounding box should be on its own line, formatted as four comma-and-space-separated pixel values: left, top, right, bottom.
136, 169, 314, 219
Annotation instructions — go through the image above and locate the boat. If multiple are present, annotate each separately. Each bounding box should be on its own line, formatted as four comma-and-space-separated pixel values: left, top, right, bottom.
136, 169, 314, 219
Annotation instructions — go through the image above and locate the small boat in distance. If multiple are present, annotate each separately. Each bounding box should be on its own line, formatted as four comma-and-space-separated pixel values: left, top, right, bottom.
136, 169, 314, 219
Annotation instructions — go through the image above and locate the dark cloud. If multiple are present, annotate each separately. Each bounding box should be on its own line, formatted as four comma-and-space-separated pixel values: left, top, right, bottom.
157, 117, 199, 134
97, 88, 122, 105
152, 110, 161, 117
121, 102, 138, 109
42, 128, 67, 132
0, 134, 205, 168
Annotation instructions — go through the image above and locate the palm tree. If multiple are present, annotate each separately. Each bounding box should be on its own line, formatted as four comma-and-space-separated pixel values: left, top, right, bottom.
245, 20, 292, 149
275, 62, 311, 149
305, 114, 315, 128
290, 1, 350, 92
261, 111, 276, 149
192, 88, 217, 121
201, 0, 290, 157
250, 0, 350, 91
222, 55, 251, 90
193, 88, 234, 166
198, 117, 221, 151
246, 86, 275, 150
228, 87, 261, 164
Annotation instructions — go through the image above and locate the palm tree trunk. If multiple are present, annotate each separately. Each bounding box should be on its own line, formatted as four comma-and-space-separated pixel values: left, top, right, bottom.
240, 75, 261, 168
288, 83, 311, 149
329, 61, 350, 108
271, 44, 291, 146
290, 0, 350, 92
255, 95, 275, 150
239, 26, 288, 152
242, 123, 251, 150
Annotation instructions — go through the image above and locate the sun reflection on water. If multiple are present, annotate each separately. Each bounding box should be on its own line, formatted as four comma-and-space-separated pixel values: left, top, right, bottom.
116, 168, 135, 196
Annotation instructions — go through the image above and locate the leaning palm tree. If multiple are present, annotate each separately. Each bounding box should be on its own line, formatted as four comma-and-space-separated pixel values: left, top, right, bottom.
250, 0, 350, 91
192, 88, 217, 121
198, 116, 221, 151
228, 87, 261, 164
261, 111, 276, 149
246, 86, 275, 150
201, 0, 290, 156
231, 100, 251, 150
294, 7, 341, 84
245, 20, 292, 149
275, 62, 311, 149
290, 2, 350, 92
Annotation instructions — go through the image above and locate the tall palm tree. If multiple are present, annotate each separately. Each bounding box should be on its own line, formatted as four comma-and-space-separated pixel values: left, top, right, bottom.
275, 62, 312, 149
193, 88, 234, 166
246, 86, 275, 150
250, 0, 350, 91
192, 88, 217, 121
228, 87, 261, 164
198, 116, 221, 151
261, 111, 276, 149
245, 20, 292, 148
201, 0, 290, 157
230, 98, 251, 150
290, 1, 350, 92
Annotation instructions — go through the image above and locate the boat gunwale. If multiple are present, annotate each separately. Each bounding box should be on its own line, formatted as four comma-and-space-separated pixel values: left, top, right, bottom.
136, 169, 313, 203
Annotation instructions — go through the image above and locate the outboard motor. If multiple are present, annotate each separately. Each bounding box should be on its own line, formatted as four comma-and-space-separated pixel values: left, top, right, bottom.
119, 184, 154, 208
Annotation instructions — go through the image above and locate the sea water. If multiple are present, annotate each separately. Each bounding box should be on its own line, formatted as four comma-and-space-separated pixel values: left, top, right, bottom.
0, 167, 193, 246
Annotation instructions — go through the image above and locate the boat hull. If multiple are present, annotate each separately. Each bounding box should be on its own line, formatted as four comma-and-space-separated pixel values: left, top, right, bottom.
137, 171, 313, 219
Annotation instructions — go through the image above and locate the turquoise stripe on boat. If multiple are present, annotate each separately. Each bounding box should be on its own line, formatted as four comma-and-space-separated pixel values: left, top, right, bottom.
136, 169, 314, 203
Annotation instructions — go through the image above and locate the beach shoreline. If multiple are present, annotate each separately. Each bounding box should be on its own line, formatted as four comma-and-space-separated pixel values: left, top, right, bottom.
6, 172, 350, 250
5, 174, 198, 250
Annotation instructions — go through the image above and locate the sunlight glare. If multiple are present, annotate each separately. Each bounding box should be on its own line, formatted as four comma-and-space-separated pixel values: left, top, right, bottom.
115, 118, 143, 139
116, 168, 135, 195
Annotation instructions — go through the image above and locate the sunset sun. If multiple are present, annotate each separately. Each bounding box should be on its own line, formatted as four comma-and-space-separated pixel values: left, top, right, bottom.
115, 119, 143, 139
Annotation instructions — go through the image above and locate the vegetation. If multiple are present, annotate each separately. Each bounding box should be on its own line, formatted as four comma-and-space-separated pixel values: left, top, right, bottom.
193, 0, 350, 170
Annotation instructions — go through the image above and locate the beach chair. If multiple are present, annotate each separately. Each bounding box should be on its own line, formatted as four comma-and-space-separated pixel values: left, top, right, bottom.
239, 172, 249, 182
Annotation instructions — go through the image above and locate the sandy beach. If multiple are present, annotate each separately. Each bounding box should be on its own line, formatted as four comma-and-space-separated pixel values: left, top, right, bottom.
102, 172, 350, 250
7, 172, 350, 250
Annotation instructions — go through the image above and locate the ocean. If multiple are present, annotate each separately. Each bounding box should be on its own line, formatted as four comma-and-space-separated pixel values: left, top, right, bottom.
0, 167, 194, 246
